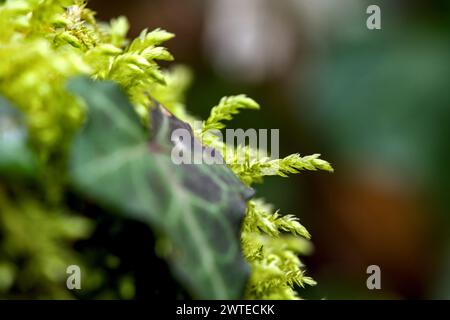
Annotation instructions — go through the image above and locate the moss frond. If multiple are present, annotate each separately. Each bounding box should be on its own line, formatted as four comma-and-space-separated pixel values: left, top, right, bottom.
0, 0, 175, 158
230, 152, 333, 186
199, 96, 333, 299
241, 199, 316, 299
202, 95, 260, 135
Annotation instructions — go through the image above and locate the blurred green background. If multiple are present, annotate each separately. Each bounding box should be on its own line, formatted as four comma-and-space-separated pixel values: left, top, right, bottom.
85, 0, 450, 299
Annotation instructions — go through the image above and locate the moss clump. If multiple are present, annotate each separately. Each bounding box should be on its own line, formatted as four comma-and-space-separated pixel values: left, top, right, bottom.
0, 0, 332, 299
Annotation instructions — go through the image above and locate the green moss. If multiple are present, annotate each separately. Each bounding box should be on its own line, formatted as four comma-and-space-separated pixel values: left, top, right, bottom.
0, 0, 333, 299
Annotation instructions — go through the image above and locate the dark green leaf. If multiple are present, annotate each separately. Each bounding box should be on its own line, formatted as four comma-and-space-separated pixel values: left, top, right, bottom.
0, 96, 37, 177
67, 77, 253, 299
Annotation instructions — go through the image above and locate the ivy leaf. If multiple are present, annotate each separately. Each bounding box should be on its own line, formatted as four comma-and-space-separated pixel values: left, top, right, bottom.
0, 96, 37, 177
67, 77, 254, 299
